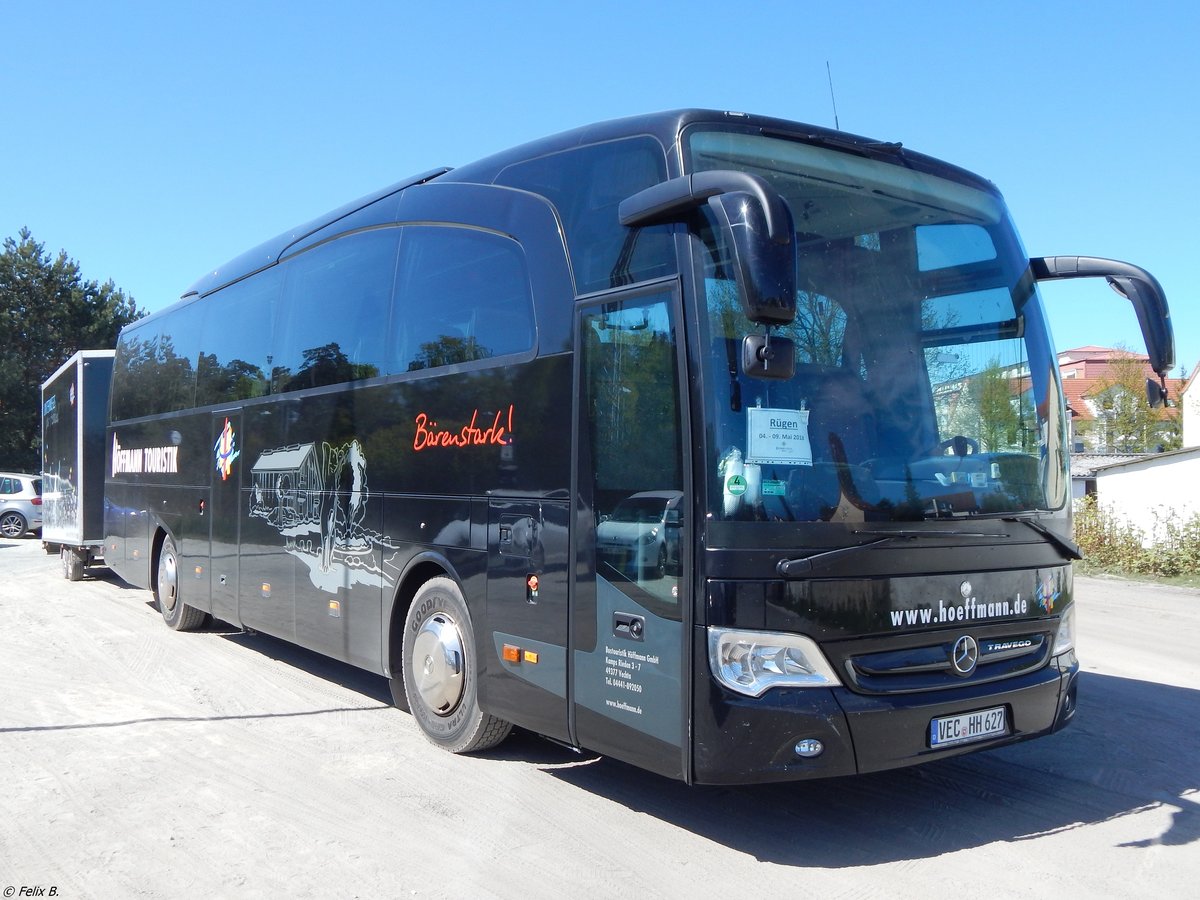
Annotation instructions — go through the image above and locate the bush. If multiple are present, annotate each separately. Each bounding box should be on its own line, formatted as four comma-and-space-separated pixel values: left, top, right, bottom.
1073, 495, 1200, 577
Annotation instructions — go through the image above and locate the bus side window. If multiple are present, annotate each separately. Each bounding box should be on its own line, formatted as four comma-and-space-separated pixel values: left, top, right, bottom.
196, 267, 280, 406
494, 137, 675, 294
111, 321, 160, 421
392, 226, 534, 374
112, 303, 204, 420
274, 228, 400, 392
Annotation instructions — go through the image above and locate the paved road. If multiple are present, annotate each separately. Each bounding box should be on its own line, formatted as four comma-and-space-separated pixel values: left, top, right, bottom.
1, 538, 1196, 898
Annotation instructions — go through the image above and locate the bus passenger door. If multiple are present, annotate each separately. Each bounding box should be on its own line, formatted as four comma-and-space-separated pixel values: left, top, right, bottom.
209, 411, 242, 626
571, 288, 689, 780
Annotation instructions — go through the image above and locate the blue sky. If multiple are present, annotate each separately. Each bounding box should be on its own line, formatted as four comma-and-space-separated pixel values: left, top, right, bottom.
3, 1, 1196, 374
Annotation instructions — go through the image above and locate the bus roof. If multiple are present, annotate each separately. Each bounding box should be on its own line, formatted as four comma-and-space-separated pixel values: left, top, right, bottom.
442, 108, 995, 191
182, 168, 449, 300
180, 109, 997, 303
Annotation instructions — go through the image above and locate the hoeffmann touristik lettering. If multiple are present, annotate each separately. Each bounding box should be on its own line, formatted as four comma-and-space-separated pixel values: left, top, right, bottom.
111, 434, 179, 477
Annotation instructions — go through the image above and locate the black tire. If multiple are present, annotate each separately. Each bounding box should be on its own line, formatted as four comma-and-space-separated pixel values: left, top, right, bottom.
0, 511, 27, 539
157, 536, 207, 631
63, 547, 85, 582
387, 672, 411, 713
402, 576, 511, 753
653, 544, 667, 580
388, 624, 410, 712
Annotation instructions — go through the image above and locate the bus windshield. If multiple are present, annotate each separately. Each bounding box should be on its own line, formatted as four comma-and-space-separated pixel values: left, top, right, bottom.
688, 129, 1069, 526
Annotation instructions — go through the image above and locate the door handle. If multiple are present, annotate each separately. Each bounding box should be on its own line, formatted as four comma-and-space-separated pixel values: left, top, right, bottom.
612, 612, 645, 642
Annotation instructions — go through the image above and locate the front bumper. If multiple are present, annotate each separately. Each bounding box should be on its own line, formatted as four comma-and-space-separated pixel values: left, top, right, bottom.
691, 633, 1078, 784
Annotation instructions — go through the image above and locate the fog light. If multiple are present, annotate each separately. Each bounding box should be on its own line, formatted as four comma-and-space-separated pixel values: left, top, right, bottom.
795, 738, 824, 758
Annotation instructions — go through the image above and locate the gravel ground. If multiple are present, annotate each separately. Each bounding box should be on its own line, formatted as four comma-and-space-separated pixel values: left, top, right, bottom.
2, 537, 1197, 898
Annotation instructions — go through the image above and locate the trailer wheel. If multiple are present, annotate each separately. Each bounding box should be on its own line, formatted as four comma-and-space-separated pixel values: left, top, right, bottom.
157, 536, 206, 631
62, 547, 85, 582
402, 577, 511, 753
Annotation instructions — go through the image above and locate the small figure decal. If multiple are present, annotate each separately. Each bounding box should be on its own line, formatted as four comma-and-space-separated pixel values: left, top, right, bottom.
214, 418, 239, 481
1035, 574, 1060, 614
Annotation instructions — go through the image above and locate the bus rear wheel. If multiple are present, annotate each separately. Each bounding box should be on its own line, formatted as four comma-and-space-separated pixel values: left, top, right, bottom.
402, 577, 511, 754
157, 536, 207, 631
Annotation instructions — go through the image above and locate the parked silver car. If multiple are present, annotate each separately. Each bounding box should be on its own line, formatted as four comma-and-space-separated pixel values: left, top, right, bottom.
596, 490, 683, 580
0, 472, 42, 538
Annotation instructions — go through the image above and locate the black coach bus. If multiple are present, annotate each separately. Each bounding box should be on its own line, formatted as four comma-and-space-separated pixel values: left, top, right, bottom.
104, 110, 1174, 783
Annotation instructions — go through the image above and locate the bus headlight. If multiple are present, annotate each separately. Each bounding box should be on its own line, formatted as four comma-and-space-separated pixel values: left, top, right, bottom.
1052, 605, 1076, 656
708, 627, 842, 697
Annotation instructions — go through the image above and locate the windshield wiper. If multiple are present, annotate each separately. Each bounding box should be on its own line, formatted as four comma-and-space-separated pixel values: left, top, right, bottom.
854, 529, 998, 538
777, 538, 893, 577
776, 517, 1079, 578
776, 530, 996, 578
762, 128, 904, 159
1002, 515, 1082, 561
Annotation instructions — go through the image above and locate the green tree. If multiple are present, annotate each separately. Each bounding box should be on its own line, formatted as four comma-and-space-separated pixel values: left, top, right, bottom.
1093, 349, 1180, 453
0, 228, 143, 470
975, 360, 1022, 452
408, 335, 489, 371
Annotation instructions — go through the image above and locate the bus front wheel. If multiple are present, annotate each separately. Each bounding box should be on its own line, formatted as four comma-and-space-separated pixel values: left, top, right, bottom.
402, 577, 512, 754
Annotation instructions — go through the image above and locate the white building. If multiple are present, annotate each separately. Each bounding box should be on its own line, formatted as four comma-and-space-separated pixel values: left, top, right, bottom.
1182, 366, 1199, 448
1092, 446, 1200, 544
1070, 453, 1145, 501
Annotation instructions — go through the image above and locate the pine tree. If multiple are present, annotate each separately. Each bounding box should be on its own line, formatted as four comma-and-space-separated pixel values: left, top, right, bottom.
0, 228, 143, 470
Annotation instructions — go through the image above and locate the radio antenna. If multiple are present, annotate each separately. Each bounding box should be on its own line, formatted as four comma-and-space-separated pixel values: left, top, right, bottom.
826, 61, 840, 131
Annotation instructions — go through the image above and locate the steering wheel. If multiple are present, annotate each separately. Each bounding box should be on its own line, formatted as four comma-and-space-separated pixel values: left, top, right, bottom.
934, 435, 979, 456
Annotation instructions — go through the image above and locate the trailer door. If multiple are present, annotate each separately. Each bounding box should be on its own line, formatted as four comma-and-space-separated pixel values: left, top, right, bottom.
571, 286, 689, 780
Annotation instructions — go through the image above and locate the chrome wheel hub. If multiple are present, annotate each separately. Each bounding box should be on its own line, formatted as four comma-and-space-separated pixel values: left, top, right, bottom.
158, 550, 178, 611
411, 612, 465, 716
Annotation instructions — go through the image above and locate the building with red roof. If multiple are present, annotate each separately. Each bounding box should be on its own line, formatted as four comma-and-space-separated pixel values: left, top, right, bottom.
1057, 346, 1183, 453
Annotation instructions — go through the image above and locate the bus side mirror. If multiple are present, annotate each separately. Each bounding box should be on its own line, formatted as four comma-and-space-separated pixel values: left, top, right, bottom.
1147, 377, 1168, 409
706, 191, 796, 326
1031, 256, 1175, 380
619, 170, 796, 326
